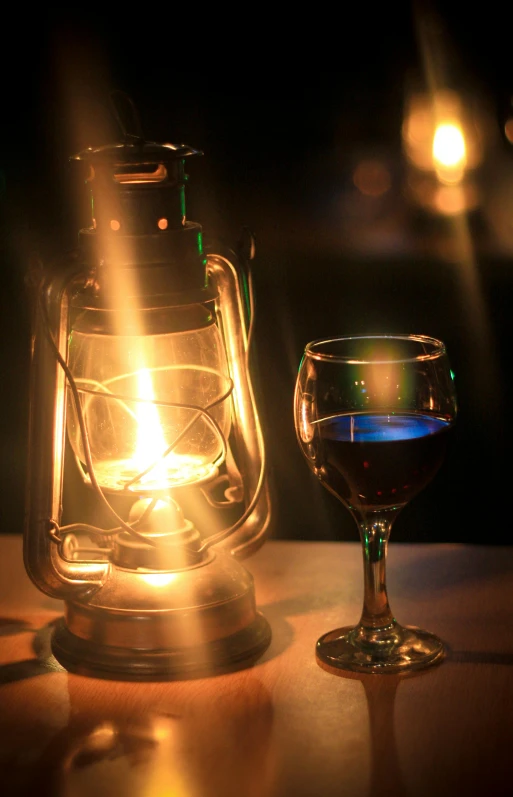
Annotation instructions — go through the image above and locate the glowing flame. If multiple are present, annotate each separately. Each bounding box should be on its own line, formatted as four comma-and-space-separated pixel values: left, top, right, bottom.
432, 123, 466, 184
134, 368, 169, 487
131, 366, 213, 491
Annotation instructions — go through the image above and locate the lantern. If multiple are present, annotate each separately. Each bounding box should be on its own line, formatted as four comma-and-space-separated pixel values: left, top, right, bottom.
24, 119, 272, 679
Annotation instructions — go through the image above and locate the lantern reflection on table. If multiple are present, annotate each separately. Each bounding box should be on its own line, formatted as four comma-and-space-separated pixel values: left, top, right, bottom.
23, 119, 272, 680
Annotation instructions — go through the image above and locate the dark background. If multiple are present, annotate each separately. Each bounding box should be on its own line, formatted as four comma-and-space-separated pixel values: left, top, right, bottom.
2, 3, 513, 544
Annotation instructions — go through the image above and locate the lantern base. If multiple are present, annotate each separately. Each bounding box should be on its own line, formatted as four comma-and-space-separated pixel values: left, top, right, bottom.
51, 612, 271, 681
49, 549, 271, 681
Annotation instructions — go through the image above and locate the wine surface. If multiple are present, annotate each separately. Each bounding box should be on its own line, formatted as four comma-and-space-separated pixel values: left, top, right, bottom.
316, 412, 452, 511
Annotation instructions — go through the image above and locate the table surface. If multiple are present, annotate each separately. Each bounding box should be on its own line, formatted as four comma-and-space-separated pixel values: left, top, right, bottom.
1, 534, 513, 797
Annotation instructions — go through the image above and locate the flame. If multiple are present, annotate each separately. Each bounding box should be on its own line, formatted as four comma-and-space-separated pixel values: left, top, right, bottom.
134, 368, 169, 488
432, 122, 466, 184
131, 366, 211, 491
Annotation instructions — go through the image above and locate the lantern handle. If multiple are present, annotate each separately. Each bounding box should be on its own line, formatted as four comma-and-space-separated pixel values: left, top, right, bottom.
203, 250, 271, 558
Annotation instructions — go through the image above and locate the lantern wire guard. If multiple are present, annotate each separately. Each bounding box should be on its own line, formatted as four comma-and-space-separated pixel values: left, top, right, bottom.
24, 95, 272, 679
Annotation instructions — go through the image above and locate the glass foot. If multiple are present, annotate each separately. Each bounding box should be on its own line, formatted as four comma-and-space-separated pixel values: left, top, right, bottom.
316, 624, 444, 675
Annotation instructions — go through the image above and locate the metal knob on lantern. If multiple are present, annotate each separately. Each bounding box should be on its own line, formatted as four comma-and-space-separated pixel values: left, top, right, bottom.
24, 122, 271, 679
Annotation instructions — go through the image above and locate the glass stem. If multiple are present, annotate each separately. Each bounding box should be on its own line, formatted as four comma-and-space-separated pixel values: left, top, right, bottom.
353, 508, 401, 643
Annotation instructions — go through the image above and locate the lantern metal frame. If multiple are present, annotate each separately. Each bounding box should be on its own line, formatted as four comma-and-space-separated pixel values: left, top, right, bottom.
23, 127, 272, 680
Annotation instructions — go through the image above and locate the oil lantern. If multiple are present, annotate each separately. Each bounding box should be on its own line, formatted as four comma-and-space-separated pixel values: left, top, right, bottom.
24, 116, 271, 680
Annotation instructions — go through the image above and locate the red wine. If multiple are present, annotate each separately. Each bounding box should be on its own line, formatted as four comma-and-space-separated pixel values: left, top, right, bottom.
315, 412, 453, 511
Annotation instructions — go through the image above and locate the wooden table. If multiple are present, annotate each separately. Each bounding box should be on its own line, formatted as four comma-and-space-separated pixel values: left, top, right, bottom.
1, 533, 513, 797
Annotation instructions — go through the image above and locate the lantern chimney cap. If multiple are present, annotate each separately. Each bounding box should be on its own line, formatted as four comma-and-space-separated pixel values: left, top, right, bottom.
71, 139, 203, 167
71, 90, 203, 167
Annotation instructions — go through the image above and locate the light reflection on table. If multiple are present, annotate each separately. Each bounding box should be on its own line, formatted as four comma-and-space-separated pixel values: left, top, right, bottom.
1, 535, 513, 797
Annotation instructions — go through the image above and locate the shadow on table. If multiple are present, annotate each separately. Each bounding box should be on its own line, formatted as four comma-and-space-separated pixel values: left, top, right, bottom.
444, 645, 513, 666
0, 617, 277, 797
3, 667, 276, 797
315, 665, 411, 797
0, 610, 289, 686
257, 587, 346, 663
0, 617, 63, 685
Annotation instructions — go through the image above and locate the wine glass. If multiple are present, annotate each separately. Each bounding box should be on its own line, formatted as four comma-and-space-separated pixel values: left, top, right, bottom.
294, 334, 457, 674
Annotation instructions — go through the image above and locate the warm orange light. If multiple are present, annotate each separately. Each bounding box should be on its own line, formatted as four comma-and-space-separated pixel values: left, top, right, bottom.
132, 367, 213, 490
134, 368, 169, 487
402, 90, 483, 178
504, 118, 513, 144
433, 184, 475, 216
432, 123, 466, 184
140, 572, 178, 587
